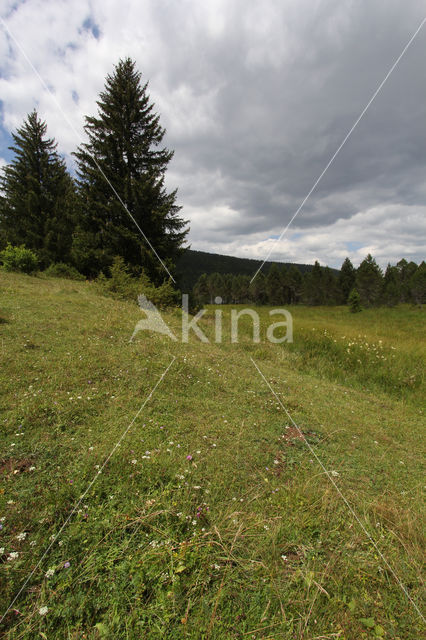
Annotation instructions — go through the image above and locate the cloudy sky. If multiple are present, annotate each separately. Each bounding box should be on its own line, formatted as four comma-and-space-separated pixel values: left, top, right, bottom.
1, 0, 425, 269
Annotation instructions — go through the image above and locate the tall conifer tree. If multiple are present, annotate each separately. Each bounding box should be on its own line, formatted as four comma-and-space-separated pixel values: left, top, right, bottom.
0, 110, 74, 267
73, 58, 188, 280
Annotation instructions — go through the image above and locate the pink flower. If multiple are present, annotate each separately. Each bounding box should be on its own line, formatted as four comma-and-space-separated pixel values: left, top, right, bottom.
186, 455, 192, 461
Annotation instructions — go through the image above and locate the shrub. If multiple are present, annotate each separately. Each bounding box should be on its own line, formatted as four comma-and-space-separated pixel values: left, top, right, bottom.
44, 262, 85, 281
0, 244, 39, 273
348, 288, 362, 313
97, 256, 179, 307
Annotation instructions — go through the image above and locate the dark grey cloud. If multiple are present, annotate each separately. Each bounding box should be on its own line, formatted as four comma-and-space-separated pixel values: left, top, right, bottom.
1, 0, 425, 266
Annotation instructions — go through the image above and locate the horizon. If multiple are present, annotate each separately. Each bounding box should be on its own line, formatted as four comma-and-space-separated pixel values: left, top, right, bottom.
1, 1, 425, 270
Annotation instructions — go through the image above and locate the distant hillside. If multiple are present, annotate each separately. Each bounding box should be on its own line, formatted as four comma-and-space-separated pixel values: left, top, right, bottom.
175, 249, 339, 291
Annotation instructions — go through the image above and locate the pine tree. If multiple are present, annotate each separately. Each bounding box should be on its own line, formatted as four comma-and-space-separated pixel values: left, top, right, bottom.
356, 254, 383, 307
396, 259, 418, 303
286, 265, 302, 304
73, 58, 188, 280
249, 271, 267, 305
266, 263, 283, 304
348, 288, 362, 312
409, 262, 426, 305
338, 257, 356, 303
0, 110, 74, 267
193, 273, 209, 304
303, 261, 323, 305
383, 264, 400, 306
322, 267, 339, 305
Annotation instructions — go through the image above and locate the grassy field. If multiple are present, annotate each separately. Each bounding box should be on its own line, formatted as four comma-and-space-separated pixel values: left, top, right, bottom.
0, 271, 424, 639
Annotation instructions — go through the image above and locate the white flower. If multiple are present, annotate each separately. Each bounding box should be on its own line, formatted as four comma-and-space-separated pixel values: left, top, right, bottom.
0, 547, 4, 554
30, 540, 36, 547
45, 568, 55, 578
281, 554, 287, 561
88, 446, 94, 451
330, 470, 339, 477
8, 552, 19, 560
273, 460, 279, 465
29, 466, 36, 471
16, 532, 27, 541
131, 459, 137, 465
0, 517, 5, 522
39, 606, 48, 616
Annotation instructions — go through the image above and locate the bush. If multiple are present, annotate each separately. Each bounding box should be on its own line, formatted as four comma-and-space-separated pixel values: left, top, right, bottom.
97, 256, 179, 308
44, 262, 85, 281
0, 244, 39, 273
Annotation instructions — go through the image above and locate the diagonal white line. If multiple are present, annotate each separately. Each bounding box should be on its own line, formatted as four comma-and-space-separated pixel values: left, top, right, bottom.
0, 356, 176, 625
0, 17, 175, 282
250, 356, 425, 622
251, 16, 426, 283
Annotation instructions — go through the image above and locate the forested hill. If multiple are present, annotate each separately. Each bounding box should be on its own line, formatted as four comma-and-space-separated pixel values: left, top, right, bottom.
175, 249, 338, 290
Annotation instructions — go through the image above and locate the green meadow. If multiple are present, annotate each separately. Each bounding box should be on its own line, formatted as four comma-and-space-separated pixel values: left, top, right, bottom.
0, 271, 424, 639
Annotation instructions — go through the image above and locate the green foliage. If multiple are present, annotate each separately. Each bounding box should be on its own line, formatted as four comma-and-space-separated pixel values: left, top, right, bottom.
339, 257, 356, 303
0, 110, 75, 268
97, 256, 179, 307
73, 58, 188, 281
43, 263, 85, 281
176, 248, 318, 292
356, 254, 383, 307
348, 288, 362, 312
0, 243, 38, 273
409, 261, 426, 305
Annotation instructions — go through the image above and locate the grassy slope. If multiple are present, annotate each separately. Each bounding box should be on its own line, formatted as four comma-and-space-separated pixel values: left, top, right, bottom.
0, 272, 424, 639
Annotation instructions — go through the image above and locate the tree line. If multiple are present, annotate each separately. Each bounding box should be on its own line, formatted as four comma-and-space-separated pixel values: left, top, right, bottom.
194, 256, 425, 307
0, 58, 187, 285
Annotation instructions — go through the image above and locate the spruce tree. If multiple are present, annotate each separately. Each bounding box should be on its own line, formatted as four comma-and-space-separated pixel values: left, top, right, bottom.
73, 58, 188, 280
356, 254, 383, 307
249, 271, 267, 305
348, 288, 362, 312
383, 264, 401, 306
266, 263, 283, 304
0, 110, 74, 267
338, 257, 356, 304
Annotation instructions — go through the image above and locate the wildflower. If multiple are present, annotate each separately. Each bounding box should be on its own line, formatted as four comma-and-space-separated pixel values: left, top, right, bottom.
131, 459, 137, 464
186, 455, 192, 461
0, 547, 4, 554
30, 540, 36, 547
63, 561, 70, 569
330, 470, 339, 477
281, 554, 287, 561
273, 459, 279, 465
8, 552, 19, 560
29, 466, 36, 471
45, 568, 55, 578
16, 532, 27, 541
38, 606, 48, 616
